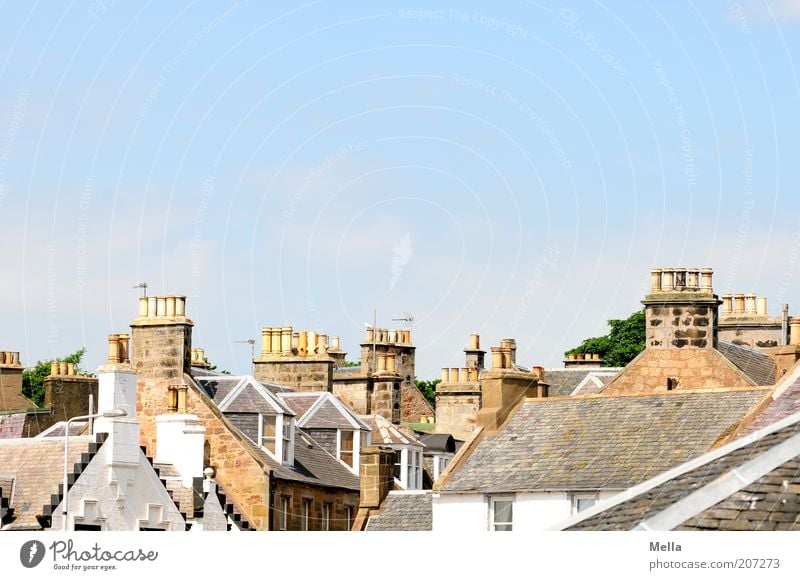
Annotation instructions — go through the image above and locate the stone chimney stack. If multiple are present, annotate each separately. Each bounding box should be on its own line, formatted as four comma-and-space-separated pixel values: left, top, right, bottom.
643, 267, 721, 350
352, 446, 395, 530
130, 294, 192, 456
477, 338, 542, 433
0, 350, 30, 412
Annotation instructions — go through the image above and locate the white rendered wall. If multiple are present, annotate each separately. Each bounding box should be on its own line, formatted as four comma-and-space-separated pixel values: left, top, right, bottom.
433, 491, 621, 532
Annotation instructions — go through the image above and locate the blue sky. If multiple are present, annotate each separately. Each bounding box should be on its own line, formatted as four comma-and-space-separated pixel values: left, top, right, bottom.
1, 1, 800, 378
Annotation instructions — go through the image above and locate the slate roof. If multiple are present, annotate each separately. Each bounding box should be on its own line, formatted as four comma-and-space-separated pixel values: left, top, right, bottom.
718, 341, 776, 386
561, 411, 800, 531
191, 376, 359, 492
0, 413, 26, 439
544, 368, 622, 397
361, 415, 424, 446
196, 376, 242, 405
0, 436, 97, 530
280, 395, 319, 418
740, 363, 800, 436
439, 389, 768, 493
251, 430, 360, 491
196, 376, 294, 415
366, 491, 432, 531
279, 392, 369, 431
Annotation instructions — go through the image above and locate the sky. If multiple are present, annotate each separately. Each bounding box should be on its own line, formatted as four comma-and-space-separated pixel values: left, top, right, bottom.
1, 1, 800, 379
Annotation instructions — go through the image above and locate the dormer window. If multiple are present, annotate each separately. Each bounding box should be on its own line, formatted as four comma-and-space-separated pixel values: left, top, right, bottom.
340, 431, 354, 467
259, 413, 294, 466
336, 429, 366, 472
262, 415, 277, 452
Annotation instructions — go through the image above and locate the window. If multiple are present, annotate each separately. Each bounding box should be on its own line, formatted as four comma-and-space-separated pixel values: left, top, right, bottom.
340, 431, 354, 467
490, 497, 513, 532
393, 449, 403, 480
262, 415, 277, 454
322, 503, 331, 531
301, 499, 312, 531
345, 506, 353, 531
279, 496, 290, 531
282, 421, 292, 463
571, 493, 598, 515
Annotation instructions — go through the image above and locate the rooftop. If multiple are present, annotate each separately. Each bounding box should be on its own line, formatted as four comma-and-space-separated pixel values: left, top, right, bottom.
561, 410, 800, 531
438, 388, 769, 494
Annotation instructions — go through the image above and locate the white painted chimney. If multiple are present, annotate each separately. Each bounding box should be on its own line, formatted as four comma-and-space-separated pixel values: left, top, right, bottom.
94, 349, 140, 465
155, 414, 206, 487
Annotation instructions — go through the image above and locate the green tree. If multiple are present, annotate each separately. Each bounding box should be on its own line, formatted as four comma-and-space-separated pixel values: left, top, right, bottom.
344, 360, 360, 368
414, 378, 440, 407
565, 310, 646, 367
22, 348, 90, 407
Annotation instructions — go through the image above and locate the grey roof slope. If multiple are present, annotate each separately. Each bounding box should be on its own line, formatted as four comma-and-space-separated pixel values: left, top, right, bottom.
718, 341, 777, 386
740, 363, 800, 436
545, 368, 622, 397
252, 430, 360, 491
192, 377, 359, 491
366, 491, 432, 531
544, 369, 598, 397
0, 436, 96, 530
561, 411, 800, 531
439, 389, 768, 494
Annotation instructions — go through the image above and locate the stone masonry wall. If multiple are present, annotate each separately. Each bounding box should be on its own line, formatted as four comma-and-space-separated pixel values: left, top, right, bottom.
44, 376, 98, 423
646, 304, 717, 349
253, 358, 333, 392
333, 378, 370, 415
435, 386, 480, 441
602, 348, 757, 395
272, 480, 359, 531
131, 323, 192, 456
183, 382, 273, 530
719, 325, 784, 350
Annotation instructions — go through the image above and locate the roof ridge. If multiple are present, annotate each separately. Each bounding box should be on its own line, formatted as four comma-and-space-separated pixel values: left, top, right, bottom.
527, 385, 771, 403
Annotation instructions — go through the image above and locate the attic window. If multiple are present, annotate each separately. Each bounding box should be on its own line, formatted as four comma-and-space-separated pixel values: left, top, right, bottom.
340, 431, 354, 467
262, 415, 277, 453
666, 378, 679, 391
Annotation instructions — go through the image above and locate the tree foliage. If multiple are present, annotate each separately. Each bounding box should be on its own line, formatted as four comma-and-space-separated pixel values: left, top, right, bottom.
565, 310, 646, 367
414, 377, 440, 407
22, 348, 90, 407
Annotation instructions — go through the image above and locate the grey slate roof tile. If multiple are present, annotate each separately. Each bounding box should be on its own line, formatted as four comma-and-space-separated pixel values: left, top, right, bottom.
718, 341, 777, 386
441, 390, 767, 494
366, 491, 432, 531
567, 417, 800, 530
0, 436, 95, 529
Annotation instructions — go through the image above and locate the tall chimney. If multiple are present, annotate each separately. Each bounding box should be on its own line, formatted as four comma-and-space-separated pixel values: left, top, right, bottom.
643, 266, 721, 350
130, 294, 193, 456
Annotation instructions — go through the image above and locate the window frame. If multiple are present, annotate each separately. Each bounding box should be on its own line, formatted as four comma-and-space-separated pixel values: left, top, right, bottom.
279, 496, 290, 531
301, 498, 312, 531
571, 492, 599, 515
321, 503, 331, 531
488, 495, 514, 532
